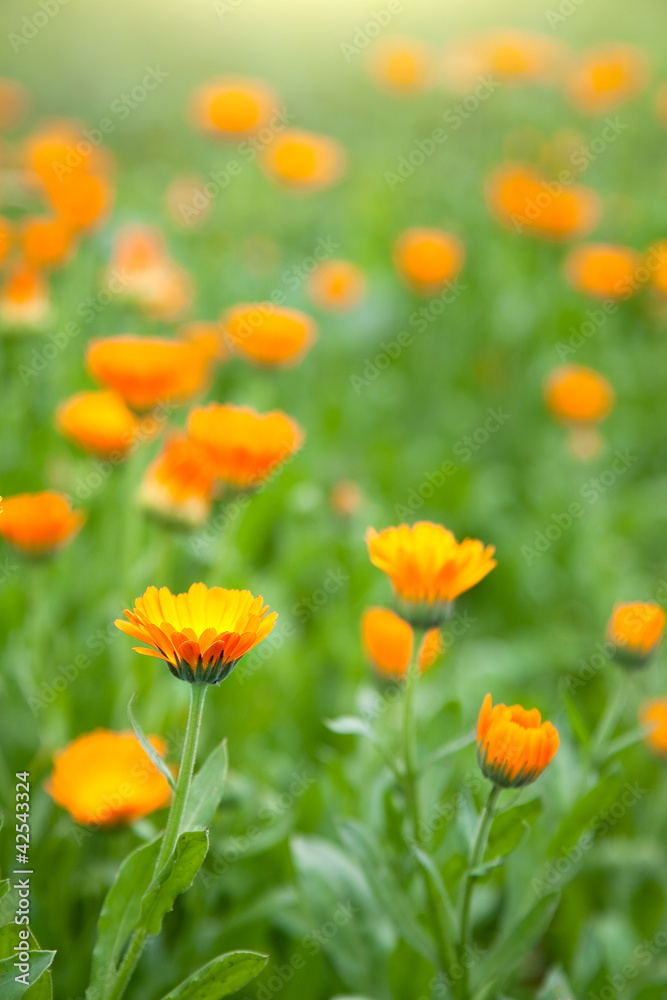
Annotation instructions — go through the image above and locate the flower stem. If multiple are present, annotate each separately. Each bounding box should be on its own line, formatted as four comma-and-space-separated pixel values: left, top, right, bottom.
105, 682, 207, 1000
458, 783, 501, 1000
589, 670, 628, 764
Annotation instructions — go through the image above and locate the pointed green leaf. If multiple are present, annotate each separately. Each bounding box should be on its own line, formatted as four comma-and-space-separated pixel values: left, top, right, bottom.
0, 881, 9, 903
548, 773, 624, 856
0, 951, 55, 998
182, 740, 228, 832
325, 716, 373, 738
158, 951, 268, 999
485, 798, 542, 862
128, 695, 176, 791
472, 892, 560, 994
140, 830, 209, 936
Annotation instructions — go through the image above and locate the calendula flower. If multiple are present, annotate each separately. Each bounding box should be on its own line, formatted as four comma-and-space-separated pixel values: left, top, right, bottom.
116, 582, 278, 684
566, 44, 648, 115
477, 694, 559, 788
639, 698, 667, 755
647, 241, 667, 297
362, 607, 442, 680
366, 521, 496, 627
607, 602, 666, 667
47, 729, 172, 826
486, 163, 601, 241
368, 36, 435, 94
260, 129, 346, 191
86, 335, 210, 412
138, 432, 218, 528
46, 171, 112, 232
25, 120, 109, 183
564, 243, 641, 299
55, 390, 140, 459
188, 403, 304, 489
0, 263, 50, 328
307, 260, 367, 312
107, 224, 193, 321
544, 365, 613, 424
441, 30, 567, 91
222, 302, 316, 366
22, 216, 74, 269
394, 227, 465, 293
179, 320, 229, 364
0, 491, 84, 556
191, 76, 279, 137
0, 77, 29, 130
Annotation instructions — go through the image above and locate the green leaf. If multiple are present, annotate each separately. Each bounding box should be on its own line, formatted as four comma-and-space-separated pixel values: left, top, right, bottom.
559, 680, 590, 746
140, 830, 209, 936
420, 730, 477, 771
128, 694, 176, 791
23, 969, 53, 1000
485, 798, 542, 862
0, 881, 9, 903
0, 951, 55, 999
548, 773, 624, 856
158, 950, 268, 999
87, 837, 161, 1000
536, 964, 576, 1000
325, 716, 373, 738
182, 740, 228, 833
471, 892, 560, 995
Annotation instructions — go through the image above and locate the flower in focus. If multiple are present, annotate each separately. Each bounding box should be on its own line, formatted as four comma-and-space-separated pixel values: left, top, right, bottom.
116, 582, 278, 684
86, 335, 210, 412
47, 729, 172, 826
544, 365, 613, 424
362, 607, 442, 680
366, 521, 496, 627
138, 432, 218, 528
394, 227, 465, 294
564, 243, 641, 299
639, 698, 667, 755
188, 403, 304, 489
107, 225, 192, 321
21, 215, 74, 269
486, 163, 601, 241
477, 694, 559, 788
566, 44, 648, 115
260, 129, 346, 191
0, 491, 84, 556
221, 302, 316, 366
607, 602, 666, 667
368, 36, 435, 94
0, 263, 50, 329
307, 260, 367, 312
55, 390, 140, 459
190, 76, 279, 137
441, 30, 568, 91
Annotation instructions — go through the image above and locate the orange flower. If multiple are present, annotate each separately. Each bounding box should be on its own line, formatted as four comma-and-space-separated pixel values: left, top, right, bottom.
394, 228, 464, 293
0, 78, 29, 130
607, 602, 666, 667
55, 390, 140, 458
191, 76, 279, 137
222, 302, 316, 366
368, 36, 435, 94
22, 216, 74, 269
46, 171, 112, 232
477, 694, 559, 788
647, 241, 667, 297
330, 480, 363, 517
564, 243, 641, 299
138, 432, 218, 528
366, 521, 496, 626
639, 698, 667, 755
0, 216, 13, 265
116, 582, 277, 684
566, 44, 648, 115
47, 729, 171, 826
108, 225, 192, 320
544, 365, 613, 424
442, 30, 567, 91
86, 335, 209, 412
307, 260, 367, 312
362, 607, 442, 680
25, 120, 109, 183
260, 129, 346, 191
0, 491, 84, 556
179, 321, 229, 364
0, 263, 50, 328
486, 163, 601, 241
188, 403, 304, 489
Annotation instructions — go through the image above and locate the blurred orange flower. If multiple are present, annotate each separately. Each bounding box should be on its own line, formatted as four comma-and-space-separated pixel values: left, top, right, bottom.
394, 227, 464, 293
138, 432, 218, 528
544, 365, 613, 424
307, 260, 367, 312
56, 390, 140, 459
564, 243, 641, 299
179, 321, 229, 364
647, 241, 667, 297
477, 694, 559, 788
108, 224, 193, 320
25, 120, 109, 183
260, 129, 346, 191
116, 582, 277, 684
0, 78, 29, 130
0, 216, 13, 265
0, 491, 84, 556
368, 36, 435, 94
330, 480, 364, 517
47, 729, 171, 826
222, 302, 316, 366
22, 216, 74, 270
566, 43, 648, 115
442, 30, 567, 91
362, 607, 442, 680
188, 403, 304, 489
86, 335, 209, 412
607, 602, 666, 666
486, 163, 601, 241
191, 76, 279, 137
366, 521, 496, 626
46, 172, 112, 232
640, 698, 667, 755
0, 263, 50, 327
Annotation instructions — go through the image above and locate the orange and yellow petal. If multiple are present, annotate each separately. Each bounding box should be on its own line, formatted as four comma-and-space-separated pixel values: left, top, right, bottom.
56, 390, 140, 458
544, 365, 613, 424
607, 602, 666, 666
0, 491, 84, 556
477, 694, 559, 787
394, 228, 465, 293
221, 302, 316, 366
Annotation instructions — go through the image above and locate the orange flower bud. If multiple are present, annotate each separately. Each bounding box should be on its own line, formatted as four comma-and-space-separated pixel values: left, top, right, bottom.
477, 694, 559, 788
544, 365, 613, 425
361, 607, 442, 680
394, 228, 465, 294
607, 602, 666, 667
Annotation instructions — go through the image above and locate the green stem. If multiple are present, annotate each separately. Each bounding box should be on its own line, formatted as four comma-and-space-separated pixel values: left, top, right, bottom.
588, 671, 628, 763
105, 683, 207, 1000
459, 783, 501, 1000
